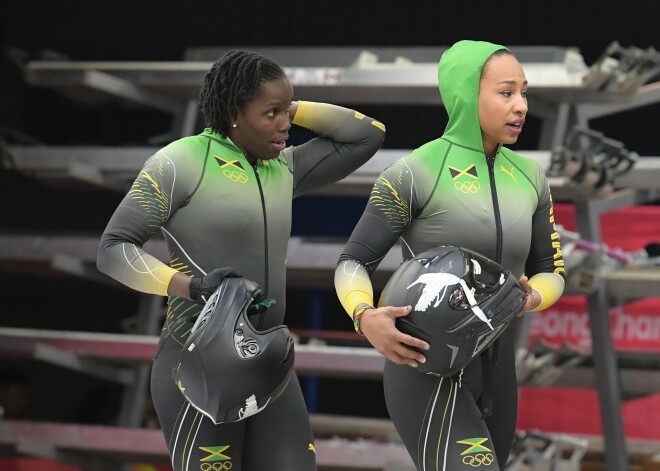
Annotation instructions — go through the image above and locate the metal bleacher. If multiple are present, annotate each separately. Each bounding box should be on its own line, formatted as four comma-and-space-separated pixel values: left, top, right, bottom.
3, 44, 660, 470
1, 328, 659, 470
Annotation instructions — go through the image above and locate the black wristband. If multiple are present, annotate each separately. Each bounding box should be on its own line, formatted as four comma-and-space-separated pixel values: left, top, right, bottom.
189, 276, 202, 303
189, 267, 242, 304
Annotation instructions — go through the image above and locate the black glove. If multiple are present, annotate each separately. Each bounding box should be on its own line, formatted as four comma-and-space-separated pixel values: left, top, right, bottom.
189, 267, 242, 304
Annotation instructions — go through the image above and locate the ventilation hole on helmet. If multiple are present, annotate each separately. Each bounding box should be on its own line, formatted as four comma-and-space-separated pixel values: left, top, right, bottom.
449, 287, 469, 310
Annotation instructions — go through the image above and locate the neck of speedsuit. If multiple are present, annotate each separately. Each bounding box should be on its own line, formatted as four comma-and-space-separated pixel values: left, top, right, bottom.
438, 40, 510, 419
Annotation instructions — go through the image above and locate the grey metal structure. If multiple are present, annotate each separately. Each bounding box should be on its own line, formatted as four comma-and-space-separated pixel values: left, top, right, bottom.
3, 44, 660, 470
1, 327, 659, 468
0, 419, 414, 470
6, 145, 660, 196
21, 45, 660, 148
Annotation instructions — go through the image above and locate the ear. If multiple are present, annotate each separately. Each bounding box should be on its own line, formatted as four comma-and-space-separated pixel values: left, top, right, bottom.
229, 109, 240, 128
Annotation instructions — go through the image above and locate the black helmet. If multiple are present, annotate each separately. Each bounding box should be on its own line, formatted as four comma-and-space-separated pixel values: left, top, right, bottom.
172, 277, 294, 424
378, 246, 526, 377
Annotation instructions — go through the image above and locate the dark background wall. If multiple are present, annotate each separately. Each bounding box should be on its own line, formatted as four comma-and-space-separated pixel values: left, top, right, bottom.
3, 0, 660, 152
1, 0, 659, 423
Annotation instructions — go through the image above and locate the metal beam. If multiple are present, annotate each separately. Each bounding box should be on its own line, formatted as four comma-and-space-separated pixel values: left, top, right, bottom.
8, 146, 660, 197
550, 366, 660, 396
183, 45, 579, 66
0, 233, 404, 289
0, 234, 169, 265
0, 327, 385, 377
0, 420, 171, 464
574, 199, 630, 471
0, 419, 414, 469
606, 266, 660, 300
3, 326, 660, 390
1, 419, 657, 468
23, 45, 644, 108
2, 233, 658, 296
23, 66, 186, 113
576, 81, 660, 121
50, 253, 117, 285
32, 343, 135, 385
0, 327, 159, 363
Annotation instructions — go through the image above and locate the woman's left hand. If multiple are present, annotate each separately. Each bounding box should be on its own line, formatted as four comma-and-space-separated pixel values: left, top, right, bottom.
517, 275, 540, 317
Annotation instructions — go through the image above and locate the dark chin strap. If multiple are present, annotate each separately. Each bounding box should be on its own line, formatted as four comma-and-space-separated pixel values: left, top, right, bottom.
479, 338, 501, 419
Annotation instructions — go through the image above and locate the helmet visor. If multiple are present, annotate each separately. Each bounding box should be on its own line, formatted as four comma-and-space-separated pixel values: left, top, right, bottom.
468, 253, 505, 293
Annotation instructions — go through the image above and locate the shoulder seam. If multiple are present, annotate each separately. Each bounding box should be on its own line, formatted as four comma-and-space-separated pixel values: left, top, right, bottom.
181, 137, 211, 207
417, 143, 452, 214
499, 150, 541, 197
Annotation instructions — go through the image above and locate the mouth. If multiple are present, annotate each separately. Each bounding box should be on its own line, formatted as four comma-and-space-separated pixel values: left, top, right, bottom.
270, 136, 288, 151
506, 119, 525, 135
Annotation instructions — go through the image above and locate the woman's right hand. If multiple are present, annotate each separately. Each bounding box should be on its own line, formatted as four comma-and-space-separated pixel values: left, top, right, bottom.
359, 305, 430, 367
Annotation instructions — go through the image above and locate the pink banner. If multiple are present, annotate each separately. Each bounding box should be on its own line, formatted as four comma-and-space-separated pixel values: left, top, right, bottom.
554, 203, 660, 251
518, 388, 660, 439
529, 296, 660, 353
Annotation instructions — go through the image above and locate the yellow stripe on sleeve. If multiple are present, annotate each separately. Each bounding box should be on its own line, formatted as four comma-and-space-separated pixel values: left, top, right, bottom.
334, 259, 374, 318
291, 100, 314, 128
528, 272, 565, 311
155, 265, 179, 297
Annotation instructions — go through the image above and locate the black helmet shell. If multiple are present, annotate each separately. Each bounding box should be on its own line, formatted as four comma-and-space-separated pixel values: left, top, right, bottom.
378, 246, 526, 377
172, 277, 294, 424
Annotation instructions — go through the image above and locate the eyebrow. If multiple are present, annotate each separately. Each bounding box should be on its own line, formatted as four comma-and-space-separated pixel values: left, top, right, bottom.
497, 80, 529, 85
264, 100, 289, 108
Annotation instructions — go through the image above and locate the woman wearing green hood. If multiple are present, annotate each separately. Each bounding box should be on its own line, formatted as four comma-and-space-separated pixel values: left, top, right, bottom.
335, 40, 565, 469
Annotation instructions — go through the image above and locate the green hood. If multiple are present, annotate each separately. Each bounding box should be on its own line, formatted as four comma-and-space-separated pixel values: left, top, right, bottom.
438, 40, 509, 152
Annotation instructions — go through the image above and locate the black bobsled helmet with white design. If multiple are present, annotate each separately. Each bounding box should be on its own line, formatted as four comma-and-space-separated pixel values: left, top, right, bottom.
378, 246, 526, 377
172, 277, 294, 424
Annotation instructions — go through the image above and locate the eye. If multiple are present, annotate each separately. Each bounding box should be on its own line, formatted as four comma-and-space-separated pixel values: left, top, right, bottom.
500, 91, 512, 97
267, 109, 276, 118
521, 89, 529, 98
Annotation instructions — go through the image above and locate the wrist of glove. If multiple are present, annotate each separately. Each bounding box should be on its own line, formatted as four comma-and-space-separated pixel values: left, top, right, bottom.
189, 267, 242, 304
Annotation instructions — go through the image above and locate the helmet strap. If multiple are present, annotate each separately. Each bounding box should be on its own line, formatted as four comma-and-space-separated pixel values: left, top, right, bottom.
458, 279, 493, 330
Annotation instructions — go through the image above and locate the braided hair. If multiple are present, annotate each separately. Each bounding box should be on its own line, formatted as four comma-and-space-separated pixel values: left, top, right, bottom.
199, 50, 286, 137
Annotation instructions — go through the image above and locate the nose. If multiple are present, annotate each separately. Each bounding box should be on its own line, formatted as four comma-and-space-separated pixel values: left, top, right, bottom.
278, 114, 291, 132
514, 94, 528, 116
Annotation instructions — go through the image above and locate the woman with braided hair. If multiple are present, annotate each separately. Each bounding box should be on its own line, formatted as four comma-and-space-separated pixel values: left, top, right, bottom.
98, 49, 386, 471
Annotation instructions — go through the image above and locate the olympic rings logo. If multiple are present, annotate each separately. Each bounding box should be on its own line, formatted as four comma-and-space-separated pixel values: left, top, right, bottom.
223, 169, 248, 183
454, 180, 481, 193
200, 462, 232, 471
462, 453, 494, 467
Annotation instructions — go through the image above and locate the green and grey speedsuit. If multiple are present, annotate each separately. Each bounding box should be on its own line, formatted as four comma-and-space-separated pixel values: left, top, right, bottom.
335, 41, 564, 470
98, 101, 385, 471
